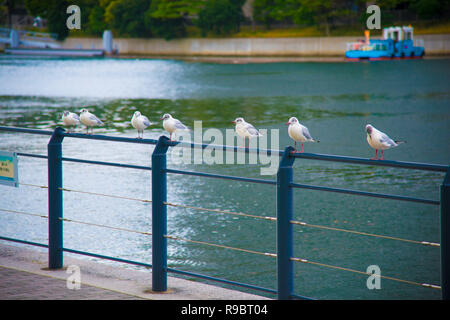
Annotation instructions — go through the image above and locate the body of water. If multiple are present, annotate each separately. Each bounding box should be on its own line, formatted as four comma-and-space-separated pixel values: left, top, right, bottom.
0, 55, 449, 299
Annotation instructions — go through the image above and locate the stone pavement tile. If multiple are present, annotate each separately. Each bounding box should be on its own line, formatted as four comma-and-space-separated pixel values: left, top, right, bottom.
0, 266, 142, 300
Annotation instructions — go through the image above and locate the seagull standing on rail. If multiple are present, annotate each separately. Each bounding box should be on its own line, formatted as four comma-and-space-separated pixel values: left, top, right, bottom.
80, 108, 104, 134
160, 113, 189, 141
365, 124, 405, 160
286, 117, 319, 153
62, 111, 80, 133
232, 117, 262, 148
131, 111, 151, 139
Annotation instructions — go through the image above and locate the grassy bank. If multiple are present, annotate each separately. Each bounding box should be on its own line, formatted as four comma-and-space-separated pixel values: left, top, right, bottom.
232, 21, 450, 38
66, 20, 450, 39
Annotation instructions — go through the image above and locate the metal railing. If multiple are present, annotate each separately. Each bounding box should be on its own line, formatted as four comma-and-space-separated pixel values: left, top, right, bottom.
0, 125, 448, 300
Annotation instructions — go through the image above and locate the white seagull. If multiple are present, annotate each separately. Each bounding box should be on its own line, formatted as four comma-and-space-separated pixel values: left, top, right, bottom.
365, 124, 405, 160
131, 111, 151, 139
286, 117, 319, 153
80, 109, 104, 134
160, 113, 189, 141
62, 111, 80, 132
232, 117, 262, 148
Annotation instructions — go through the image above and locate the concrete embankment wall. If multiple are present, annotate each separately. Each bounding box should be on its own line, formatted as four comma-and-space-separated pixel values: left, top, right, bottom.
63, 34, 449, 56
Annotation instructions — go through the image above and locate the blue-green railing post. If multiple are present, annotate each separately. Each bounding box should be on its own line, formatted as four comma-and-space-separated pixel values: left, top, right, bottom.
152, 135, 170, 292
441, 167, 450, 300
276, 146, 295, 300
47, 127, 65, 269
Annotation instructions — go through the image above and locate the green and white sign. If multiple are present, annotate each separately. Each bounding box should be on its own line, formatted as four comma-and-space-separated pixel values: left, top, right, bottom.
0, 151, 18, 187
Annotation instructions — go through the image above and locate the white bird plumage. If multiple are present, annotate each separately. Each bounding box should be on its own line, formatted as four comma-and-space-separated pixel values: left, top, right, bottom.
286, 117, 319, 153
62, 111, 80, 132
232, 117, 262, 147
131, 111, 151, 139
80, 108, 104, 134
365, 124, 405, 160
160, 113, 189, 141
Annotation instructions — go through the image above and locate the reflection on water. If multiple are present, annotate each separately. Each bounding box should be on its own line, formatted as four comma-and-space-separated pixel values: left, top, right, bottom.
0, 56, 449, 299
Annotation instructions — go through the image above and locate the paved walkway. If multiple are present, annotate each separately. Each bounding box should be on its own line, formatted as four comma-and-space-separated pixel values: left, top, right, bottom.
0, 265, 141, 300
0, 242, 269, 300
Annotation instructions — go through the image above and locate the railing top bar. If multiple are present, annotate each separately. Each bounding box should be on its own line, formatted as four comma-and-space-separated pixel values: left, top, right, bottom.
292, 152, 449, 172
62, 132, 159, 145
0, 127, 158, 145
1, 126, 448, 172
0, 126, 53, 136
166, 168, 277, 185
166, 140, 284, 157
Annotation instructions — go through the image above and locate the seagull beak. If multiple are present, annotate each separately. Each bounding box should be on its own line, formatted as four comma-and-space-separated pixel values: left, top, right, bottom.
285, 122, 291, 125
160, 117, 164, 120
231, 121, 236, 124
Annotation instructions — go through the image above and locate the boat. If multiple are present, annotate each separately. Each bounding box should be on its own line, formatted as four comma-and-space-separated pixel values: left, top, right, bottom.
345, 26, 425, 61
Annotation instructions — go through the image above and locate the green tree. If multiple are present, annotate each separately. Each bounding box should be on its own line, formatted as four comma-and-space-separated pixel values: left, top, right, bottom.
87, 5, 107, 35
253, 0, 276, 29
284, 0, 356, 36
104, 0, 151, 37
25, 0, 71, 40
197, 0, 246, 36
410, 0, 450, 19
145, 0, 202, 40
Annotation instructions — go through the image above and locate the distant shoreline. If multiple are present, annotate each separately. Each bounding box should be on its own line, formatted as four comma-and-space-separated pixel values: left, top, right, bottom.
115, 54, 450, 64
61, 34, 450, 60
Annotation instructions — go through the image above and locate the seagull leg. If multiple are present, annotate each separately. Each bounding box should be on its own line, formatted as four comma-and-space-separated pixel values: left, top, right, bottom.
301, 143, 304, 153
371, 150, 377, 160
291, 141, 297, 154
379, 150, 384, 160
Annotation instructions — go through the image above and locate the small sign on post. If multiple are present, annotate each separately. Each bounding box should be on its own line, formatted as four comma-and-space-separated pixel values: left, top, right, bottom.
0, 151, 18, 187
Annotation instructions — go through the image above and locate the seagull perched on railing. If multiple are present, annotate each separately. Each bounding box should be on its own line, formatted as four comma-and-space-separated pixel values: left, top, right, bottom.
80, 109, 104, 134
131, 111, 151, 139
62, 111, 80, 132
232, 117, 262, 148
286, 117, 319, 153
365, 124, 405, 160
160, 113, 189, 141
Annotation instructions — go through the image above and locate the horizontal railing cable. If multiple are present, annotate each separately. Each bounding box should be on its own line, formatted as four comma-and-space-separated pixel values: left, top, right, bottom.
0, 208, 48, 219
164, 234, 277, 258
15, 183, 440, 248
58, 217, 152, 236
164, 201, 439, 247
290, 257, 441, 290
59, 187, 152, 203
164, 201, 276, 222
165, 232, 441, 290
290, 219, 440, 247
